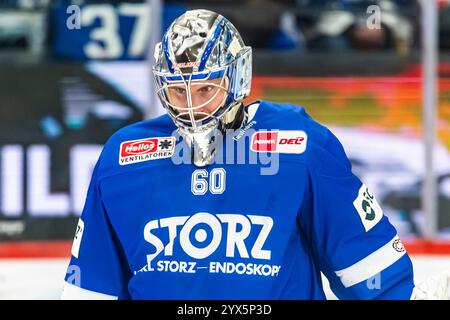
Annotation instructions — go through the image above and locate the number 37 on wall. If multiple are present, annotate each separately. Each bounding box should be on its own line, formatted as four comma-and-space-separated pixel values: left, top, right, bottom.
67, 3, 150, 59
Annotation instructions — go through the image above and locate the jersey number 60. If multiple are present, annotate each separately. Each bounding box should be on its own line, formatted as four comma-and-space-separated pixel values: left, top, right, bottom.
191, 168, 226, 195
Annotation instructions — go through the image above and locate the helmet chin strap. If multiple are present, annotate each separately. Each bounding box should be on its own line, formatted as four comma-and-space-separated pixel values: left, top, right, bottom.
178, 118, 225, 167
178, 102, 245, 167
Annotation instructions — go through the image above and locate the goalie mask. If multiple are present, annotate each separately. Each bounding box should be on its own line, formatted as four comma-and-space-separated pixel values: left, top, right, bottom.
152, 9, 252, 166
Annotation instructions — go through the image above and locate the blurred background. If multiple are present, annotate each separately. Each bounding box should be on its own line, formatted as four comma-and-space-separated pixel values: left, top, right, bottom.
0, 0, 450, 299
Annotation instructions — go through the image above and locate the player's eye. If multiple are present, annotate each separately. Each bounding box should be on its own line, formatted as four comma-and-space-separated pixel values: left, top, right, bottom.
198, 85, 213, 93
171, 87, 186, 95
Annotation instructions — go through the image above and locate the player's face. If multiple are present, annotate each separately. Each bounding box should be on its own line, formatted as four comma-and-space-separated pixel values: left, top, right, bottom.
166, 77, 228, 121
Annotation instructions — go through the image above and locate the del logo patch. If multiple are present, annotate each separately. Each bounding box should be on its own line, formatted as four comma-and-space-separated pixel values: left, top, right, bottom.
251, 130, 307, 154
119, 137, 175, 165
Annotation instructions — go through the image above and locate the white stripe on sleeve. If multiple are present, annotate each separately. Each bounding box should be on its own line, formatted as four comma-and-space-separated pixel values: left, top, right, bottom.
61, 282, 118, 300
335, 235, 406, 288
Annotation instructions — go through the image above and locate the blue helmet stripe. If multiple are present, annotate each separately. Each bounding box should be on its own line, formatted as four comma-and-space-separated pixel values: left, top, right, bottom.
198, 20, 223, 71
163, 33, 174, 73
164, 70, 225, 82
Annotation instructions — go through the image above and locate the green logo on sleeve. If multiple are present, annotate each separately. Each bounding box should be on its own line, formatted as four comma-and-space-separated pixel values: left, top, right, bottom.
353, 184, 383, 231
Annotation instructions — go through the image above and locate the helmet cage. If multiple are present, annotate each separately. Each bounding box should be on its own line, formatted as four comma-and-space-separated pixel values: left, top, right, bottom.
154, 67, 229, 129
153, 44, 252, 131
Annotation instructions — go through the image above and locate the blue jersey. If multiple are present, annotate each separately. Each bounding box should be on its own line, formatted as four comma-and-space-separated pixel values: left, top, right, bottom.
62, 100, 415, 300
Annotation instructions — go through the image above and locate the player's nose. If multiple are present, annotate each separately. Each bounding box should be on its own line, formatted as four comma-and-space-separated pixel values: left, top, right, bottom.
190, 95, 208, 113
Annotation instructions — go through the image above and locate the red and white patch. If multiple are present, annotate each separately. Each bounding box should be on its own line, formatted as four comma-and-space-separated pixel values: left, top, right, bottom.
119, 137, 176, 165
251, 131, 307, 154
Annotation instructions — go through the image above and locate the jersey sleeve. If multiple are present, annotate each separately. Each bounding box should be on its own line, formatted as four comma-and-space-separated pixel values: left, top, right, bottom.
298, 129, 415, 300
61, 158, 131, 300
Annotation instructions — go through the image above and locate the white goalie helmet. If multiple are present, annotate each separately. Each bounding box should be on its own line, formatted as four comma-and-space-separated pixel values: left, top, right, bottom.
152, 9, 252, 166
